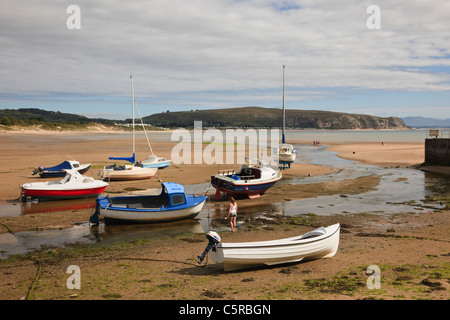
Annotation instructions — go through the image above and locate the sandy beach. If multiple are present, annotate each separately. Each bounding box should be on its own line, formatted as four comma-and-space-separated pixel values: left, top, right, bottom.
325, 141, 424, 167
0, 130, 448, 301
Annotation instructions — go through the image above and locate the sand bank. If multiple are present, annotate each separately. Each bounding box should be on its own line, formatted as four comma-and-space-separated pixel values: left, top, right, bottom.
326, 142, 425, 167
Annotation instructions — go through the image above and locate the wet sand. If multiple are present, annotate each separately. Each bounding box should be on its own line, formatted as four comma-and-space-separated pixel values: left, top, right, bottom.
326, 141, 450, 176
0, 210, 448, 300
0, 130, 448, 301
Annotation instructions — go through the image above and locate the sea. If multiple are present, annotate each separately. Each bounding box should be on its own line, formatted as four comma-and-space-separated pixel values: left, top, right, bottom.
0, 128, 448, 259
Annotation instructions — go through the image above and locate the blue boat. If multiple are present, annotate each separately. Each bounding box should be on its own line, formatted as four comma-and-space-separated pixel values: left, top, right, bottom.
32, 160, 91, 178
141, 155, 171, 169
90, 182, 207, 224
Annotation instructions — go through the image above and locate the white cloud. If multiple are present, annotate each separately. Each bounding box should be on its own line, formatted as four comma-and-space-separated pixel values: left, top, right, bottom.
0, 0, 449, 117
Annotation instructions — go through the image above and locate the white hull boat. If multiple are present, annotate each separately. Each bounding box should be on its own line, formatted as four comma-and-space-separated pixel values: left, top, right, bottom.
99, 164, 157, 181
90, 182, 207, 224
278, 143, 296, 163
100, 74, 158, 181
209, 223, 340, 271
21, 169, 108, 202
133, 80, 171, 170
97, 200, 206, 223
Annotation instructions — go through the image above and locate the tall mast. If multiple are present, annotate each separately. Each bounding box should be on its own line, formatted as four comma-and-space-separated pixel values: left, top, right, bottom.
282, 64, 286, 144
130, 74, 135, 161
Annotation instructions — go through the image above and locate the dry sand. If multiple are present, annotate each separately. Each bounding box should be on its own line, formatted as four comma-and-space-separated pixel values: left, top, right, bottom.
0, 130, 448, 301
326, 141, 425, 167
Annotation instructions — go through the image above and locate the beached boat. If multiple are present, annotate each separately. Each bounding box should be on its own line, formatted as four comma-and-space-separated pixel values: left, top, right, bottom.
99, 162, 157, 181
90, 182, 207, 224
126, 73, 170, 170
142, 154, 171, 169
32, 160, 91, 178
211, 159, 282, 199
209, 224, 340, 271
21, 169, 108, 202
134, 101, 171, 169
99, 74, 158, 181
278, 65, 296, 168
278, 143, 297, 164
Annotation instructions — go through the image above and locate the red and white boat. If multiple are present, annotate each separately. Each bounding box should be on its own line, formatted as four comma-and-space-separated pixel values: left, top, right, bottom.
21, 169, 109, 202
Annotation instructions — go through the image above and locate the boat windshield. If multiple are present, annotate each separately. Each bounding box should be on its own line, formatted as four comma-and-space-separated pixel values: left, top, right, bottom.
59, 174, 72, 184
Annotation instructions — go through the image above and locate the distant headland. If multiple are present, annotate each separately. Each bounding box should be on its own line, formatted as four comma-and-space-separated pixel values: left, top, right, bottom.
0, 107, 408, 131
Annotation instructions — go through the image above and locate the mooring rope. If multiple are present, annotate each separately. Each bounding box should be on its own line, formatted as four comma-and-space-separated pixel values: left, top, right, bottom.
0, 222, 13, 234
25, 260, 43, 300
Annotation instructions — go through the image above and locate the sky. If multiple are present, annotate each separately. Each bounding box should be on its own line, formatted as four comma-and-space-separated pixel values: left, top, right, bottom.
0, 0, 449, 120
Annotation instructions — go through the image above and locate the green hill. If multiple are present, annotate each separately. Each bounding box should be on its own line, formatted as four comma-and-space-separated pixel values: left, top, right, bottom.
0, 108, 119, 130
0, 107, 408, 130
143, 107, 407, 130
0, 108, 114, 125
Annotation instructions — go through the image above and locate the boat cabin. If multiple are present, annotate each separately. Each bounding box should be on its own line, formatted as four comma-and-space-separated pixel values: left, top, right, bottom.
278, 143, 296, 154
57, 169, 94, 184
161, 182, 187, 206
235, 164, 262, 180
106, 182, 188, 209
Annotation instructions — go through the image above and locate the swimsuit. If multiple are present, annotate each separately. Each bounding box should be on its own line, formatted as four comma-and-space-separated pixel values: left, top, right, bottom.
230, 204, 237, 217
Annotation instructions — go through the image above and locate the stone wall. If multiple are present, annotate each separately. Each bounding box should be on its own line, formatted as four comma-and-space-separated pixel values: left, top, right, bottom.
425, 138, 450, 166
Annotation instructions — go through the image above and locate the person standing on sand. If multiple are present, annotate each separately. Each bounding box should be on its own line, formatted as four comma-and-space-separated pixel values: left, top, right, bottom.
226, 197, 238, 232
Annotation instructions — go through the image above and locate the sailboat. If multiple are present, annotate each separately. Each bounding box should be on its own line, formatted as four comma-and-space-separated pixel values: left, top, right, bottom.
135, 107, 171, 169
278, 65, 297, 168
99, 75, 158, 181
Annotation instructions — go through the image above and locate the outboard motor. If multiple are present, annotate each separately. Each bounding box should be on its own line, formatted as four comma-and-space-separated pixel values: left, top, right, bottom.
197, 231, 221, 264
32, 166, 44, 175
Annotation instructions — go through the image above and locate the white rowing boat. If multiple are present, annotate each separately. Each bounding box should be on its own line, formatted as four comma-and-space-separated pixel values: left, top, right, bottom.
209, 224, 340, 271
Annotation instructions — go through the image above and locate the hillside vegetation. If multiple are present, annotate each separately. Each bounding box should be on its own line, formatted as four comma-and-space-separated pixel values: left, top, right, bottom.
0, 107, 408, 130
143, 107, 407, 129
